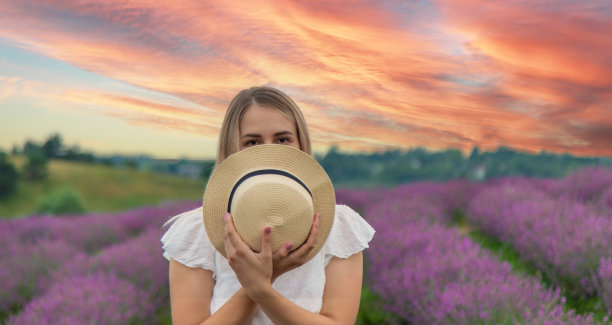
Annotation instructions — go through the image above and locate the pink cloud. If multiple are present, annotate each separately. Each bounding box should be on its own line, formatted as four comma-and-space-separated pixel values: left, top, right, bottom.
1, 0, 610, 156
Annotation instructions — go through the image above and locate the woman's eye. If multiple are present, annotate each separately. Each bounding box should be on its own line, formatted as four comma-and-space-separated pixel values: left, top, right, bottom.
245, 140, 258, 146
278, 137, 290, 144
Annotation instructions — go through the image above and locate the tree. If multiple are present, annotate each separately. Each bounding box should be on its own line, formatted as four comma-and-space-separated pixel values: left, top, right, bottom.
126, 159, 138, 169
23, 140, 40, 156
201, 161, 215, 179
0, 152, 19, 199
42, 133, 63, 158
63, 146, 80, 160
469, 146, 481, 162
23, 146, 49, 180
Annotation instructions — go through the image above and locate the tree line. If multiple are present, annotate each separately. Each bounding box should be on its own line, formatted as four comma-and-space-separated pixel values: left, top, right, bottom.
319, 146, 612, 187
3, 133, 611, 200
0, 134, 65, 200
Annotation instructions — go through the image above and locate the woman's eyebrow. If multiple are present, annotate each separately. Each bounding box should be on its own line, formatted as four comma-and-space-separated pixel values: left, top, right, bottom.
273, 131, 294, 137
240, 131, 294, 139
241, 133, 261, 139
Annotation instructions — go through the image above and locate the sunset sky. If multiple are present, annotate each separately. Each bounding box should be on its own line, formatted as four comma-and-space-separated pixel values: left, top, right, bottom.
1, 0, 611, 159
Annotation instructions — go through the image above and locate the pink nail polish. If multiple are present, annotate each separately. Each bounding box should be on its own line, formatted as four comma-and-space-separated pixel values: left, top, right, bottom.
223, 213, 229, 221
285, 243, 293, 250
265, 227, 271, 234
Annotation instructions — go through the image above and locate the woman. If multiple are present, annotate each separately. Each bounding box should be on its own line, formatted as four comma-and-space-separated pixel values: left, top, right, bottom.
161, 86, 375, 324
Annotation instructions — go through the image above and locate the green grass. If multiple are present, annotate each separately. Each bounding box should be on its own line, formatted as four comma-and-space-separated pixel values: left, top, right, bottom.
0, 156, 205, 218
357, 286, 405, 325
452, 209, 542, 278
156, 305, 172, 325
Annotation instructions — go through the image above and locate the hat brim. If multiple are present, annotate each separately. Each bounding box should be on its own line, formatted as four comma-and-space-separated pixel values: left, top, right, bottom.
202, 144, 335, 262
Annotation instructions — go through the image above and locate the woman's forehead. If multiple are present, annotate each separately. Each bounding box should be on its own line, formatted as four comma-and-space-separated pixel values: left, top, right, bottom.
240, 104, 296, 133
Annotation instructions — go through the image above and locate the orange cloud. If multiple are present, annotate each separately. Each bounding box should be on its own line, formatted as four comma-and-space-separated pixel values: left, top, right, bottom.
0, 0, 610, 156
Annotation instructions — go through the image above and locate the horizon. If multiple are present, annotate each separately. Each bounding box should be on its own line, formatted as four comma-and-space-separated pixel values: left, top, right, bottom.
4, 133, 612, 161
1, 1, 611, 159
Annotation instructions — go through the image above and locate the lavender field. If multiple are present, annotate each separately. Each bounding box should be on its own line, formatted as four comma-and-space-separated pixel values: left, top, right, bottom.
338, 166, 612, 324
1, 201, 200, 324
2, 167, 612, 324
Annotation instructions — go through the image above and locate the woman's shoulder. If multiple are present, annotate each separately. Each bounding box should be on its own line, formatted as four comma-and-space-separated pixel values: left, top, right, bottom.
161, 206, 207, 245
332, 204, 372, 230
163, 206, 203, 228
161, 206, 216, 271
323, 204, 375, 264
333, 204, 360, 218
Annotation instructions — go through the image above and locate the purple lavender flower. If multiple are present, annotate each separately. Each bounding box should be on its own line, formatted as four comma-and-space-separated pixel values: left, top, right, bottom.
362, 186, 590, 324
597, 258, 612, 313
5, 201, 199, 253
0, 240, 79, 314
0, 201, 198, 321
8, 273, 154, 325
551, 167, 612, 203
114, 200, 200, 235
598, 186, 612, 211
93, 227, 168, 308
468, 182, 612, 299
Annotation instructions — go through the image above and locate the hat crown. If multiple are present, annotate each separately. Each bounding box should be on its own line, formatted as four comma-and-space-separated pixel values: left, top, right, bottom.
231, 173, 313, 252
202, 144, 335, 263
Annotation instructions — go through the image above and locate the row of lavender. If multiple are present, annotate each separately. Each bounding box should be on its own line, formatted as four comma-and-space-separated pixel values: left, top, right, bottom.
336, 167, 612, 323
0, 201, 199, 324
467, 167, 612, 313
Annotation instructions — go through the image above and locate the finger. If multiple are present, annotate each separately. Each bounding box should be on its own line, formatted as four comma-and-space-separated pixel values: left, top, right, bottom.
224, 233, 236, 257
273, 242, 293, 262
223, 212, 234, 234
290, 213, 321, 258
308, 212, 321, 246
223, 213, 250, 251
223, 213, 234, 250
261, 226, 272, 258
313, 212, 320, 231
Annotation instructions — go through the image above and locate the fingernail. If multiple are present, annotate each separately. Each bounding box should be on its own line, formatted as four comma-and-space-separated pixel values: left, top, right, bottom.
223, 213, 229, 221
265, 226, 271, 234
285, 242, 293, 250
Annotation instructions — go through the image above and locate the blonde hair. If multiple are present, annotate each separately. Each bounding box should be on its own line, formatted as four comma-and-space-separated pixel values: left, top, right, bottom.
216, 86, 312, 165
163, 86, 311, 229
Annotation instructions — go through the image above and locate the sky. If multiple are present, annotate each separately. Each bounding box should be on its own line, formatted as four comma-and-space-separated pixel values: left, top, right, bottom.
1, 0, 611, 159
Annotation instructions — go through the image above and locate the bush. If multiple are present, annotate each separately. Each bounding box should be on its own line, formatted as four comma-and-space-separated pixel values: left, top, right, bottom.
35, 187, 86, 215
23, 147, 48, 180
0, 152, 19, 199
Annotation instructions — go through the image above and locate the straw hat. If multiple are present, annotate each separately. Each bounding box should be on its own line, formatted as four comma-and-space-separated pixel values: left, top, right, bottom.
202, 144, 335, 262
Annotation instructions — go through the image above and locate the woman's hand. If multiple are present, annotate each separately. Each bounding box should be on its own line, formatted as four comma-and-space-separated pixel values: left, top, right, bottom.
222, 212, 321, 296
271, 213, 320, 281
223, 213, 273, 299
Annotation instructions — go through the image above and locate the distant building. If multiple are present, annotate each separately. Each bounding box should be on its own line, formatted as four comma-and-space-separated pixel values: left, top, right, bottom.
175, 162, 203, 179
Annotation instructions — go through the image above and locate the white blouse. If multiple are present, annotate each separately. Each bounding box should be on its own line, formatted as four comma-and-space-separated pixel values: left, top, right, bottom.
161, 204, 375, 325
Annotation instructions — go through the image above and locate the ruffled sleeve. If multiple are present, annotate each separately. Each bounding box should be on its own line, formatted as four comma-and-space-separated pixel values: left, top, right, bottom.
323, 205, 375, 266
160, 207, 217, 276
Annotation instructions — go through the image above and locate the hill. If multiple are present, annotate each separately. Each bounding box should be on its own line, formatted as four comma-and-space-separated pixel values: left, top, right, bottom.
1, 156, 205, 218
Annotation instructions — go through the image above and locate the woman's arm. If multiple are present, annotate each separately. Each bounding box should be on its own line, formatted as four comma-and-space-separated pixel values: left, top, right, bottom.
252, 253, 363, 325
169, 258, 258, 325
222, 213, 363, 325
